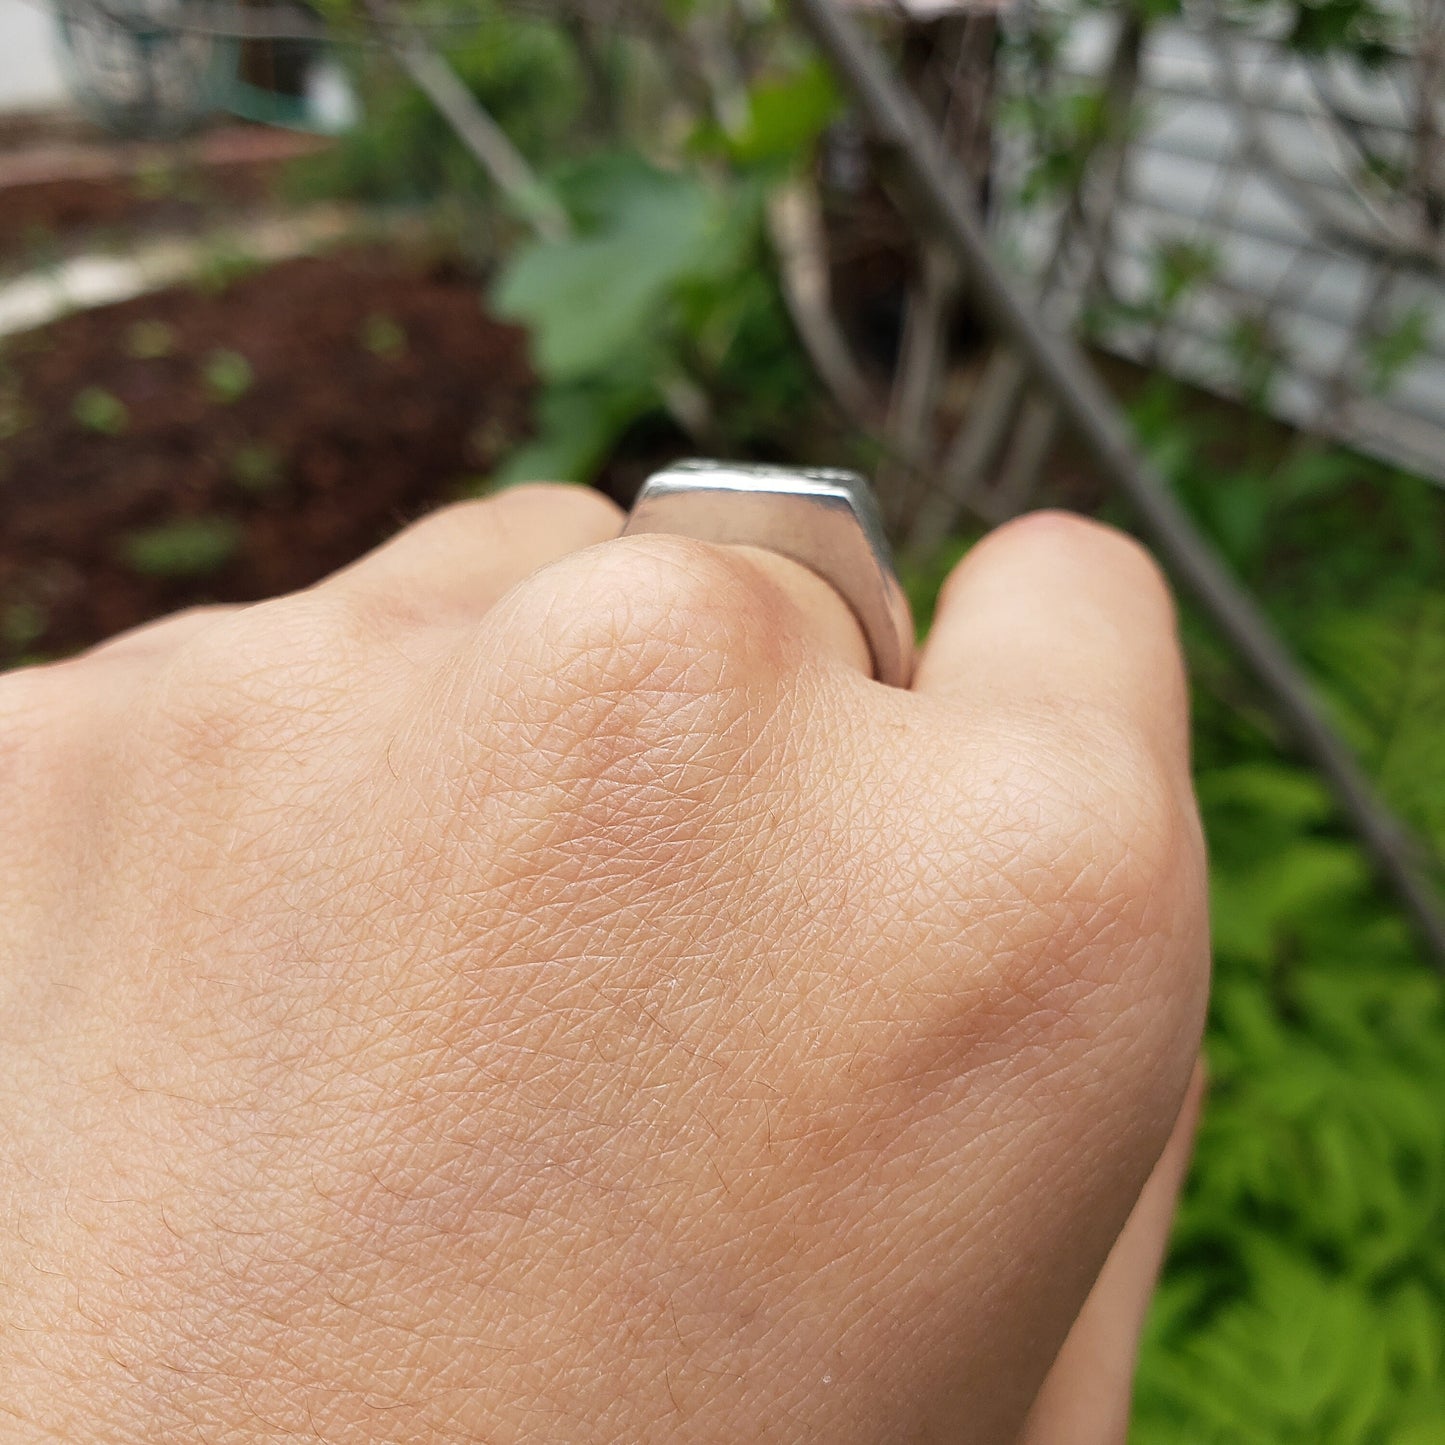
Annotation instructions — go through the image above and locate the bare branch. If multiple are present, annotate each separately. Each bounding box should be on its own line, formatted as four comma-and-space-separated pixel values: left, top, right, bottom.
990, 390, 1057, 518
766, 178, 881, 425
882, 243, 958, 527
362, 0, 570, 242
909, 344, 1025, 549
1204, 2, 1445, 270
918, 7, 1142, 544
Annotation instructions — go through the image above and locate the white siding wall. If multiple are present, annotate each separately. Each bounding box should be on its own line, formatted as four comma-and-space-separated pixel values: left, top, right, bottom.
1002, 10, 1445, 483
0, 0, 71, 113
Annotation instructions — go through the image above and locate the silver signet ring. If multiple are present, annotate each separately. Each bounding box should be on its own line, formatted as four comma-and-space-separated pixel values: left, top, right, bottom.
621, 459, 915, 689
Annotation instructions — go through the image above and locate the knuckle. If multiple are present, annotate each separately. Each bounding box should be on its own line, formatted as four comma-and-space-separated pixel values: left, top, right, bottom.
522, 533, 784, 703
477, 535, 786, 850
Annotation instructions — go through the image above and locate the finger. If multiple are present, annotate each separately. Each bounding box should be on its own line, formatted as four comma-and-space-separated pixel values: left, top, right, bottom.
330, 483, 624, 621
913, 511, 1190, 772
1017, 1059, 1208, 1445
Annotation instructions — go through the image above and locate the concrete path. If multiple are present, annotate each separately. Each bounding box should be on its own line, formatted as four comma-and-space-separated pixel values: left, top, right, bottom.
0, 203, 357, 339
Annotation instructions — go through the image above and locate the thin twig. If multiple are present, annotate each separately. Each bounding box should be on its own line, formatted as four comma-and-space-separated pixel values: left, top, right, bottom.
918, 7, 1142, 546
978, 7, 1144, 520
909, 344, 1026, 550
794, 0, 1445, 970
883, 242, 958, 528
363, 0, 570, 242
356, 8, 553, 206
1204, 2, 1444, 270
990, 391, 1058, 518
767, 178, 880, 425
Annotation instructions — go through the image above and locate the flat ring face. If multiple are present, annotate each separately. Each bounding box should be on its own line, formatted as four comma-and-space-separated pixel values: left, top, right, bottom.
621, 460, 916, 688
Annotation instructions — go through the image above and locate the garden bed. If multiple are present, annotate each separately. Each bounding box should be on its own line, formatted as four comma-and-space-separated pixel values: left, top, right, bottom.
0, 121, 331, 272
0, 246, 536, 666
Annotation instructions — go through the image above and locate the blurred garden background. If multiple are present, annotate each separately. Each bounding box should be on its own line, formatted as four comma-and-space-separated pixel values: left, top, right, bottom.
1, 0, 1443, 1438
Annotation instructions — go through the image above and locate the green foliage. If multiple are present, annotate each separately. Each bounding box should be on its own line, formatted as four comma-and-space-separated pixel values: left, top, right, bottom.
359, 313, 407, 360
227, 441, 286, 495
119, 517, 242, 578
1364, 305, 1430, 395
491, 374, 656, 489
1225, 313, 1284, 408
1006, 85, 1117, 204
1133, 700, 1445, 1440
495, 156, 735, 381
1136, 399, 1445, 1437
1282, 0, 1397, 64
190, 238, 264, 296
202, 350, 254, 405
288, 6, 581, 212
492, 148, 808, 483
693, 60, 842, 169
126, 319, 176, 360
71, 386, 129, 435
0, 600, 46, 651
1153, 239, 1218, 312
131, 157, 184, 201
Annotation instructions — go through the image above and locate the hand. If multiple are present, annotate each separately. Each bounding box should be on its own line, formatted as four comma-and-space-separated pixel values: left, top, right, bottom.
0, 486, 1208, 1443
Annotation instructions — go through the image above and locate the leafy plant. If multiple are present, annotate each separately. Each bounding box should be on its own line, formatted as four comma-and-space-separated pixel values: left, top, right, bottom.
119, 517, 242, 578
227, 441, 286, 495
202, 350, 254, 405
1364, 305, 1429, 395
131, 157, 183, 201
286, 4, 581, 214
71, 387, 129, 435
126, 320, 176, 359
491, 147, 805, 484
359, 314, 407, 359
0, 600, 46, 651
191, 239, 264, 296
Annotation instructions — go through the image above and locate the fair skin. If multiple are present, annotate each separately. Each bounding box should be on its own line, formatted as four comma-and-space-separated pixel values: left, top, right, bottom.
0, 486, 1209, 1443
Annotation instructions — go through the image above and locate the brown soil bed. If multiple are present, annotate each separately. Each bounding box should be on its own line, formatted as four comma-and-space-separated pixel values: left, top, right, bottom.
0, 124, 331, 270
0, 247, 536, 665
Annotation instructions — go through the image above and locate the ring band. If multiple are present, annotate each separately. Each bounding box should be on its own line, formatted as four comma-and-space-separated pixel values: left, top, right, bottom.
621, 460, 915, 688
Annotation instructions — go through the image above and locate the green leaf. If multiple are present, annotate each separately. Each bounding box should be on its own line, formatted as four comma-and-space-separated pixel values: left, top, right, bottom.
1196, 762, 1334, 827
491, 373, 658, 486
202, 350, 254, 405
126, 319, 176, 359
492, 158, 731, 381
1365, 304, 1429, 393
119, 518, 242, 578
1153, 238, 1218, 309
1273, 448, 1359, 506
722, 62, 842, 168
71, 387, 129, 436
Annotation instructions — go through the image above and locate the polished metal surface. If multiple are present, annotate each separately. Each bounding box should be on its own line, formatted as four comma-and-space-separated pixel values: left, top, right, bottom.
622, 460, 916, 688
